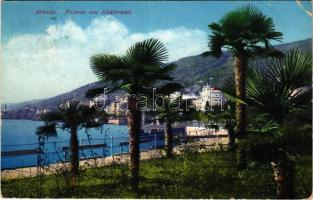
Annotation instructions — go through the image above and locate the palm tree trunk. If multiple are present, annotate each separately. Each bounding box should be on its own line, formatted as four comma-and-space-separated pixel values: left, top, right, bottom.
127, 96, 141, 191
70, 127, 79, 186
234, 54, 247, 169
271, 161, 295, 198
234, 54, 247, 137
226, 123, 235, 150
165, 121, 173, 158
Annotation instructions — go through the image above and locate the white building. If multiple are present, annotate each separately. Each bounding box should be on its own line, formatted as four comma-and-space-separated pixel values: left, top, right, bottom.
168, 84, 226, 112
35, 108, 53, 115
170, 91, 197, 100
195, 84, 226, 111
170, 91, 182, 99
182, 93, 198, 100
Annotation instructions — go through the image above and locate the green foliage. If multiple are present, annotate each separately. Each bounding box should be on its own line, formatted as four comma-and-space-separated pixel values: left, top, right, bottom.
268, 49, 312, 90
247, 49, 312, 123
36, 122, 57, 138
125, 38, 169, 66
87, 38, 175, 96
244, 122, 312, 164
2, 151, 311, 198
36, 100, 107, 137
221, 90, 248, 105
208, 4, 283, 57
156, 96, 195, 124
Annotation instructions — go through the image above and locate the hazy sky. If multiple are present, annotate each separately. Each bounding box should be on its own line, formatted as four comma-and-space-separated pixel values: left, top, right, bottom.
1, 1, 312, 103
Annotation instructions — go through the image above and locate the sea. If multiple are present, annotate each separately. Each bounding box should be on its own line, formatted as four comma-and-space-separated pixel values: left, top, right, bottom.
1, 120, 161, 170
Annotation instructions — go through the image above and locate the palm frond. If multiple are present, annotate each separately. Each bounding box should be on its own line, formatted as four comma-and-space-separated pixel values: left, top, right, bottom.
125, 38, 169, 66
78, 104, 107, 128
249, 120, 279, 133
58, 101, 80, 113
208, 4, 283, 56
220, 89, 247, 105
90, 54, 129, 81
268, 49, 312, 90
247, 68, 292, 122
208, 22, 222, 33
208, 34, 225, 57
36, 123, 57, 138
40, 111, 63, 122
89, 38, 175, 95
247, 50, 312, 123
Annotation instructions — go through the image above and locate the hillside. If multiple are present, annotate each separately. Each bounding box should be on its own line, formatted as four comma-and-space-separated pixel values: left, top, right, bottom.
2, 38, 311, 119
172, 38, 312, 91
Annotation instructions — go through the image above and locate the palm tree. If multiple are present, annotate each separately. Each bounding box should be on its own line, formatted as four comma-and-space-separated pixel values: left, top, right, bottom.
207, 5, 283, 169
36, 100, 106, 186
157, 95, 194, 158
247, 49, 311, 123
87, 38, 176, 190
246, 49, 312, 198
207, 4, 283, 139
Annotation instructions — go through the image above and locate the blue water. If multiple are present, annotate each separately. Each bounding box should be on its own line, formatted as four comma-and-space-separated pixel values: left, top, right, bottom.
1, 120, 162, 170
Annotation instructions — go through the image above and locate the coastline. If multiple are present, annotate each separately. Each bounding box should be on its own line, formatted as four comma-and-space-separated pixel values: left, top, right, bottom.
1, 137, 228, 180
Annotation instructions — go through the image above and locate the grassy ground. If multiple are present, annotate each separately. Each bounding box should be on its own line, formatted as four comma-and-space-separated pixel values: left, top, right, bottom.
1, 150, 312, 198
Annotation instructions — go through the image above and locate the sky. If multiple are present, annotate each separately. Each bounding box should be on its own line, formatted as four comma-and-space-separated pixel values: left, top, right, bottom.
1, 1, 312, 103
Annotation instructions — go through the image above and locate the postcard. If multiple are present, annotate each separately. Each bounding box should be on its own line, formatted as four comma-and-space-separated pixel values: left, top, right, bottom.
1, 1, 312, 199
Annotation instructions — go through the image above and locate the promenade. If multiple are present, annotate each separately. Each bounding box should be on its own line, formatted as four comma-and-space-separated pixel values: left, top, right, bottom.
1, 136, 228, 180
